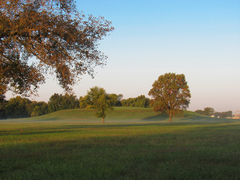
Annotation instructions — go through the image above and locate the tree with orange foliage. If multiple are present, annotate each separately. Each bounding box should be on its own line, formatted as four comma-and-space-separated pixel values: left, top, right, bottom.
0, 0, 114, 96
148, 73, 191, 122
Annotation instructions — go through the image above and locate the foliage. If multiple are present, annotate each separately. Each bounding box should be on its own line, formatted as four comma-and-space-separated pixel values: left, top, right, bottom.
219, 111, 232, 118
79, 92, 122, 109
194, 109, 203, 115
0, 0, 114, 96
196, 108, 233, 118
5, 96, 31, 118
148, 73, 191, 122
121, 95, 150, 108
79, 95, 91, 109
48, 93, 79, 113
0, 94, 7, 118
1, 96, 50, 119
82, 86, 113, 123
195, 107, 215, 116
27, 101, 49, 117
121, 98, 135, 107
108, 93, 123, 106
213, 111, 232, 118
202, 107, 214, 116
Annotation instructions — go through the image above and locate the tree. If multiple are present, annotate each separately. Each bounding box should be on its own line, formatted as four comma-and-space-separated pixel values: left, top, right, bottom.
219, 111, 232, 118
0, 0, 114, 96
84, 86, 112, 123
148, 73, 191, 122
5, 96, 31, 118
109, 93, 118, 106
214, 112, 221, 118
108, 93, 123, 106
0, 94, 7, 118
195, 110, 203, 115
79, 95, 90, 108
121, 95, 150, 108
61, 93, 79, 109
121, 98, 135, 107
135, 95, 150, 108
48, 93, 78, 112
48, 93, 62, 113
202, 107, 214, 116
27, 101, 49, 116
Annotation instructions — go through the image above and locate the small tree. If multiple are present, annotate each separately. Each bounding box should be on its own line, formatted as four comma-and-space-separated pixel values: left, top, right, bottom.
195, 110, 203, 115
202, 107, 214, 116
148, 73, 191, 122
85, 86, 112, 123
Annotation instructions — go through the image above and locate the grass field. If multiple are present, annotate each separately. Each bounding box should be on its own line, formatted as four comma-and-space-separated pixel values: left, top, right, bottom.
1, 107, 240, 179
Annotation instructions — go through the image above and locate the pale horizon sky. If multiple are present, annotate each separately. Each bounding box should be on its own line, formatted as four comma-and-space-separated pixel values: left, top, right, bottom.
6, 0, 240, 113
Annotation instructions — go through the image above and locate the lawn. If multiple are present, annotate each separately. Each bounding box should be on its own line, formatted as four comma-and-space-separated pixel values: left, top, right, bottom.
1, 108, 240, 179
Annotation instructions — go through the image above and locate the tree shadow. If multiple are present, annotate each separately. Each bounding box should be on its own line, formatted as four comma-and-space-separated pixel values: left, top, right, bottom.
140, 114, 169, 122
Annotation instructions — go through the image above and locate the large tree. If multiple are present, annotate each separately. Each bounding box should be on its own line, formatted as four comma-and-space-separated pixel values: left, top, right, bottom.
0, 0, 114, 96
148, 73, 191, 122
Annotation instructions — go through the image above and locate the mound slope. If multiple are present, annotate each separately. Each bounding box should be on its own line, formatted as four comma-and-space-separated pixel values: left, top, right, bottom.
1, 107, 237, 123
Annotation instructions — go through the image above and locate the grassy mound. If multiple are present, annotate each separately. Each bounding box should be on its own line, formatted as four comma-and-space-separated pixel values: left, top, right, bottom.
1, 107, 236, 123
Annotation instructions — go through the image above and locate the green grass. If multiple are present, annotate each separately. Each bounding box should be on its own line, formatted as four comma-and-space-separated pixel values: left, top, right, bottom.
0, 107, 231, 123
1, 108, 240, 179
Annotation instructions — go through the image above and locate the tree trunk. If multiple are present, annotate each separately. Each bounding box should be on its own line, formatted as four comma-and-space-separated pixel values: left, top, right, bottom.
102, 117, 104, 123
169, 113, 172, 122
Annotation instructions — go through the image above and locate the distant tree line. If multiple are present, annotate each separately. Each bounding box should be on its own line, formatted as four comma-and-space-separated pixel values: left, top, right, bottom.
0, 93, 151, 119
121, 95, 151, 108
195, 107, 232, 118
0, 93, 79, 119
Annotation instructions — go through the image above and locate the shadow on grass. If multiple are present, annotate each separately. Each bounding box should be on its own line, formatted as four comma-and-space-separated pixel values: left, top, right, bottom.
179, 114, 240, 123
140, 114, 169, 122
2, 124, 240, 180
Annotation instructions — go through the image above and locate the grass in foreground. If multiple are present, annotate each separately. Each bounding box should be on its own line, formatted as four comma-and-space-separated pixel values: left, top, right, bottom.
1, 120, 240, 179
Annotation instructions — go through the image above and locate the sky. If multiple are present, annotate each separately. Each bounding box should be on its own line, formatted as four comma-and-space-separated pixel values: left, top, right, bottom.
6, 0, 240, 112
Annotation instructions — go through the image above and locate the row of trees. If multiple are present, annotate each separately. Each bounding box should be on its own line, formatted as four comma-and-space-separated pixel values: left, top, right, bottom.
121, 95, 151, 108
85, 73, 191, 122
0, 91, 152, 119
80, 93, 151, 109
0, 94, 79, 119
195, 107, 232, 118
1, 73, 192, 122
0, 96, 49, 118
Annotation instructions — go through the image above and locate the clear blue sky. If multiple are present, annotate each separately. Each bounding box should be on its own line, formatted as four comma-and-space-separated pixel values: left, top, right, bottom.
6, 0, 240, 112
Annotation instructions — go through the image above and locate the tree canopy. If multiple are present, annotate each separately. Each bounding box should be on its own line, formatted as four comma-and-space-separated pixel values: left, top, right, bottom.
48, 93, 79, 113
121, 95, 150, 108
148, 73, 191, 122
82, 86, 112, 123
0, 0, 114, 96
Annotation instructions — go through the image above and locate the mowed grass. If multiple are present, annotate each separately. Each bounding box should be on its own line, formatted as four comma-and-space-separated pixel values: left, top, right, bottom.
1, 108, 240, 179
